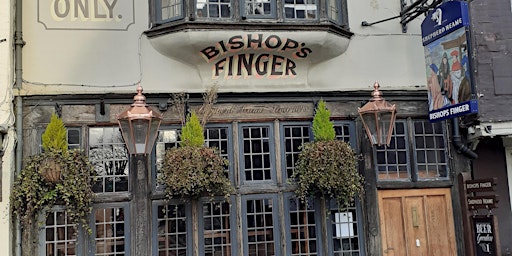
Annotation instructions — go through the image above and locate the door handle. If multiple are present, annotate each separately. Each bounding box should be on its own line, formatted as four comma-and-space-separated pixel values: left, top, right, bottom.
412, 207, 419, 227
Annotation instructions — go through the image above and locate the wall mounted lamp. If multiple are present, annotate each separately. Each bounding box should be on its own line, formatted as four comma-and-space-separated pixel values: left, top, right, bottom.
358, 82, 397, 146
117, 85, 162, 155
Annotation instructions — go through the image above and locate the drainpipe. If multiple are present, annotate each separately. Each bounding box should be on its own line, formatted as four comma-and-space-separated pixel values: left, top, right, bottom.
452, 118, 478, 159
14, 0, 25, 255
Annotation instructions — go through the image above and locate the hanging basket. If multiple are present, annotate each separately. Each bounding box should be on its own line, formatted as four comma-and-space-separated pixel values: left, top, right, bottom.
39, 158, 63, 183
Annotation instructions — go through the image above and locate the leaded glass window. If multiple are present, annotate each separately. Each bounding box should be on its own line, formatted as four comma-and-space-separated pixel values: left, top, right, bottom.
89, 127, 129, 193
42, 210, 77, 256
240, 124, 275, 183
200, 199, 234, 256
93, 205, 128, 256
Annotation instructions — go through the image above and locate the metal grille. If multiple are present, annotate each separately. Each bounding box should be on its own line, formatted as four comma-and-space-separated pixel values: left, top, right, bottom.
94, 207, 126, 256
283, 124, 310, 180
284, 0, 317, 19
245, 198, 276, 256
330, 201, 361, 256
202, 201, 232, 256
44, 210, 77, 256
196, 0, 232, 18
242, 126, 272, 181
375, 121, 409, 180
413, 120, 448, 179
289, 197, 318, 256
89, 127, 129, 193
160, 0, 182, 20
156, 203, 188, 256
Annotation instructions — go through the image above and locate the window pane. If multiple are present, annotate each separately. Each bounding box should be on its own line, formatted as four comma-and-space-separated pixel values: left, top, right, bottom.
413, 121, 448, 179
288, 197, 318, 256
89, 127, 129, 193
284, 0, 317, 19
197, 0, 232, 18
44, 210, 77, 256
245, 0, 273, 17
242, 126, 273, 182
283, 125, 310, 180
202, 201, 232, 256
327, 0, 340, 23
94, 207, 126, 255
329, 200, 361, 255
376, 121, 409, 180
156, 203, 188, 256
67, 128, 81, 150
160, 0, 183, 20
245, 198, 276, 256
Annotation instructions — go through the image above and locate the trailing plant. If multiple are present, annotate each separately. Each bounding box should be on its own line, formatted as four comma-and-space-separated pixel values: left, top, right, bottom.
10, 150, 95, 232
10, 114, 95, 237
159, 88, 233, 200
291, 100, 364, 208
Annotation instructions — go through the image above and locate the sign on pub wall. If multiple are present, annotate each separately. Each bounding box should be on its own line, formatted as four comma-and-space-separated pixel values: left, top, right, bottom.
199, 34, 312, 80
421, 0, 478, 122
37, 0, 135, 30
472, 216, 499, 256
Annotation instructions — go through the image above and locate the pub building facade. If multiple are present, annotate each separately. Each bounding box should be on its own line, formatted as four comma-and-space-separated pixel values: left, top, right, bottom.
4, 0, 496, 255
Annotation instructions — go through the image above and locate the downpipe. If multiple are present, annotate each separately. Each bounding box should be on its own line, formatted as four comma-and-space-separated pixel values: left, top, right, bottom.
451, 118, 478, 159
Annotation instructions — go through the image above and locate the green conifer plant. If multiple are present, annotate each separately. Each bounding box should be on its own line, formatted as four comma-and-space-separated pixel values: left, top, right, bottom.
292, 100, 364, 208
180, 111, 205, 147
42, 113, 68, 152
160, 89, 233, 200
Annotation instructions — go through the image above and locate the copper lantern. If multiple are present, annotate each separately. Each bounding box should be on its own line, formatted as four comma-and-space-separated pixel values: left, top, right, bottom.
358, 82, 397, 146
117, 85, 162, 155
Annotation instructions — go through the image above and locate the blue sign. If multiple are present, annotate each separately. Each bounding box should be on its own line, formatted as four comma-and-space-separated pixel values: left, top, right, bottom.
429, 100, 478, 122
421, 1, 470, 46
422, 1, 478, 122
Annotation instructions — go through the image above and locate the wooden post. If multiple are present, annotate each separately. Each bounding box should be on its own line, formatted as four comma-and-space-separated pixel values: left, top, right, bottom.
131, 155, 150, 256
458, 172, 476, 256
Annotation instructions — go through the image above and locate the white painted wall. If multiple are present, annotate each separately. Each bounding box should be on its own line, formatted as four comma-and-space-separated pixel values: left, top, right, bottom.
0, 0, 15, 255
20, 0, 427, 94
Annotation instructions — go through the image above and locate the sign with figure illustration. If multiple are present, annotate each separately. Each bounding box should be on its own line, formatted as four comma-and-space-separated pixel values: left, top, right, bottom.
422, 1, 478, 122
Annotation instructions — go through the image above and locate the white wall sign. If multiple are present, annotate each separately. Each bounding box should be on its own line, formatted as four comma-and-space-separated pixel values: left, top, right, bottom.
37, 0, 135, 30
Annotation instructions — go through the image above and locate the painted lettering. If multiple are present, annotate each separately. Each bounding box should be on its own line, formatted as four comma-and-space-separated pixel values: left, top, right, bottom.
213, 53, 297, 79
51, 0, 119, 22
200, 34, 311, 78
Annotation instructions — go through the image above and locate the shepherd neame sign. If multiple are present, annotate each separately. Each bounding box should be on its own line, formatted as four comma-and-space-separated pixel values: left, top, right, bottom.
37, 0, 135, 30
200, 34, 312, 79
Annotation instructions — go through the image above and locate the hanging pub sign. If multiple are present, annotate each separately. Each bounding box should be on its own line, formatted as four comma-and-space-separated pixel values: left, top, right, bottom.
421, 1, 478, 122
472, 216, 498, 256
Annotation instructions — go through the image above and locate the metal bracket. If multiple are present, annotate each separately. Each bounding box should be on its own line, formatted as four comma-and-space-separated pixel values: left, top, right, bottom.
361, 0, 444, 33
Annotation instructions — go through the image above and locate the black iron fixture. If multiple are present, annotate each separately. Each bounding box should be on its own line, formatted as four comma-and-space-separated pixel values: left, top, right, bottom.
358, 82, 397, 146
361, 0, 443, 32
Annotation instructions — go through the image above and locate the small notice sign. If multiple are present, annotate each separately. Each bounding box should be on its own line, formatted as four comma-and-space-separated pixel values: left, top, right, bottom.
472, 216, 498, 256
467, 195, 498, 209
466, 178, 496, 193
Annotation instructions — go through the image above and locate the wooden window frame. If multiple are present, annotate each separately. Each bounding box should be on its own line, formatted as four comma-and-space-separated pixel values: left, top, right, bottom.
90, 203, 131, 256
241, 194, 281, 256
152, 200, 193, 256
238, 123, 277, 185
